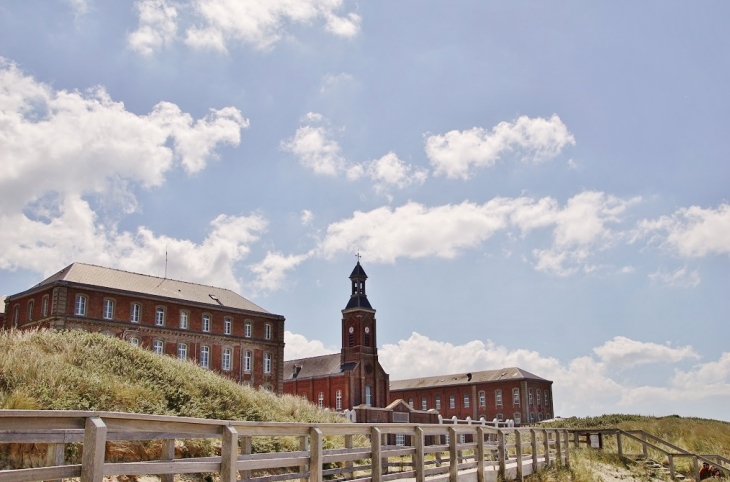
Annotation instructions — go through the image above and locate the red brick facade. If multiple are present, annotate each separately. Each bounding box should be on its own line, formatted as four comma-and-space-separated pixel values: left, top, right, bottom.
389, 370, 554, 424
2, 263, 286, 393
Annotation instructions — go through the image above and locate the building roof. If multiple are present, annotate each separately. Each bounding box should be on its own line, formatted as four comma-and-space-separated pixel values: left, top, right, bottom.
349, 262, 368, 279
283, 353, 357, 380
389, 367, 551, 391
31, 263, 273, 315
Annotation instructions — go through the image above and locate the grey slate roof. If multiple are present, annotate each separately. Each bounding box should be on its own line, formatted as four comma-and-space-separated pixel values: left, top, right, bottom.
34, 263, 272, 314
283, 353, 356, 380
389, 367, 550, 391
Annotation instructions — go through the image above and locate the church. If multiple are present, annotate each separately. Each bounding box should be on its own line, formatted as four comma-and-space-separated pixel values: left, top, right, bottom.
282, 261, 390, 410
283, 261, 555, 424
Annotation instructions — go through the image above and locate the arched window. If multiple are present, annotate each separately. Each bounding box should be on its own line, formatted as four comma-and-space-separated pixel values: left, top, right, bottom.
130, 303, 141, 323
244, 351, 252, 372
224, 317, 232, 335
155, 306, 165, 326
514, 413, 521, 425
177, 343, 187, 360
200, 346, 210, 368
103, 299, 114, 320
365, 385, 372, 406
318, 392, 324, 408
179, 310, 188, 329
41, 295, 49, 317
512, 388, 520, 406
13, 305, 20, 327
27, 300, 34, 321
202, 313, 211, 332
336, 390, 342, 411
222, 348, 232, 371
75, 294, 87, 316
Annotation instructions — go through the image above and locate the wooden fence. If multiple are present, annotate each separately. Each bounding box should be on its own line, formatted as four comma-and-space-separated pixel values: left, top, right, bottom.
0, 410, 571, 482
570, 428, 730, 481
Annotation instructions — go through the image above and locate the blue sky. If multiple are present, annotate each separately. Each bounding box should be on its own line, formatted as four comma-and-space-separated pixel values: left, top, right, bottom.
1, 1, 729, 420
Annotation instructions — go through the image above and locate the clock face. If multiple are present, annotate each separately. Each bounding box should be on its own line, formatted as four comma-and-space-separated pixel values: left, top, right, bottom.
365, 364, 373, 374
348, 326, 354, 334
365, 327, 370, 334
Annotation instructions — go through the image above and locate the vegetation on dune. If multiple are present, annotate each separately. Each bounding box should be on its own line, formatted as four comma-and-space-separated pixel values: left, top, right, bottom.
0, 328, 342, 423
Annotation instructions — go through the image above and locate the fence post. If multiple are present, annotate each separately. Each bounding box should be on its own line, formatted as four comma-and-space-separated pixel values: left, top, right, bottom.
220, 426, 239, 482
693, 456, 699, 482
477, 427, 485, 482
80, 417, 107, 482
371, 427, 383, 482
542, 429, 550, 467
345, 434, 354, 479
574, 431, 579, 448
616, 431, 623, 458
299, 433, 309, 482
160, 439, 175, 482
641, 432, 648, 459
449, 426, 458, 482
497, 429, 506, 481
310, 427, 323, 482
515, 430, 523, 482
45, 442, 66, 482
563, 430, 570, 468
668, 454, 675, 480
554, 430, 562, 466
240, 435, 252, 480
531, 429, 538, 472
415, 427, 425, 482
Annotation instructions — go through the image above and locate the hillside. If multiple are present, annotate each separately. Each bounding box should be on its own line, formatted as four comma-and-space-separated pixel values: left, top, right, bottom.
0, 328, 341, 423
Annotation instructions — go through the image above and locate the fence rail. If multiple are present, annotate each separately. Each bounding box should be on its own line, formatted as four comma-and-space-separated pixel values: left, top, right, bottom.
0, 410, 571, 482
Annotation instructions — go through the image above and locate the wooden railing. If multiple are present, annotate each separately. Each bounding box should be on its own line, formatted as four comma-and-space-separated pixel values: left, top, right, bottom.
569, 429, 729, 480
0, 410, 571, 482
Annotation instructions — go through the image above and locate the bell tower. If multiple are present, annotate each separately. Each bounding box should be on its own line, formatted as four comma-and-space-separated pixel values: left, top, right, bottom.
341, 258, 388, 407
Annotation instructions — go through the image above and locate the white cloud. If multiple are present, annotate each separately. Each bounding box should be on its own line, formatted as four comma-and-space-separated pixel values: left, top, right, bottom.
284, 331, 337, 360
282, 114, 428, 191
648, 266, 701, 288
127, 0, 179, 55
248, 251, 312, 292
425, 115, 575, 180
0, 58, 257, 291
301, 210, 314, 225
321, 72, 354, 93
593, 336, 700, 369
65, 0, 90, 15
317, 191, 639, 273
0, 199, 267, 291
638, 203, 730, 258
365, 152, 429, 192
281, 124, 346, 176
128, 0, 361, 54
0, 58, 248, 214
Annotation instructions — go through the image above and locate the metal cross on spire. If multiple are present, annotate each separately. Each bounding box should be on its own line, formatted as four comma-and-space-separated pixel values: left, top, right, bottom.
355, 251, 362, 262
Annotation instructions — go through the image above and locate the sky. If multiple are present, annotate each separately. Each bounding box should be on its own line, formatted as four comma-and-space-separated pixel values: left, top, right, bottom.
1, 1, 729, 421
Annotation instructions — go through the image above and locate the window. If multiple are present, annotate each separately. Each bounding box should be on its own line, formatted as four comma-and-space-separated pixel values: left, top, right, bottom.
244, 351, 252, 372
155, 307, 165, 326
514, 413, 521, 425
224, 317, 231, 335
449, 394, 455, 409
538, 413, 544, 421
348, 332, 354, 346
495, 390, 503, 407
27, 300, 34, 321
530, 412, 535, 423
177, 343, 187, 360
301, 394, 307, 401
103, 299, 114, 320
13, 305, 20, 327
153, 340, 163, 355
336, 390, 342, 411
129, 337, 139, 346
496, 413, 503, 421
179, 310, 188, 329
395, 434, 405, 446
202, 314, 211, 332
200, 346, 210, 368
244, 321, 252, 337
435, 396, 441, 410
41, 296, 49, 317
536, 390, 541, 406
365, 385, 372, 406
265, 323, 272, 340
421, 397, 427, 410
479, 391, 486, 408
75, 294, 87, 316
318, 392, 324, 408
264, 353, 272, 374
528, 389, 533, 405
513, 388, 520, 406
364, 333, 370, 346
463, 393, 470, 408
408, 398, 413, 407
130, 303, 141, 323
544, 390, 550, 406
222, 348, 232, 371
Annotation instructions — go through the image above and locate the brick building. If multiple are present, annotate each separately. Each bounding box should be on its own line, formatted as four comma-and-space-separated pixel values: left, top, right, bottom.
389, 368, 554, 424
1, 263, 286, 393
283, 261, 390, 411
